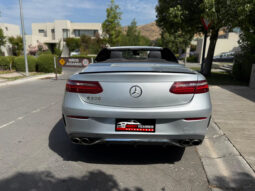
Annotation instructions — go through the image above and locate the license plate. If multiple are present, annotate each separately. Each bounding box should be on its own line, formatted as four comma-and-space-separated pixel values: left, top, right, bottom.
116, 119, 155, 132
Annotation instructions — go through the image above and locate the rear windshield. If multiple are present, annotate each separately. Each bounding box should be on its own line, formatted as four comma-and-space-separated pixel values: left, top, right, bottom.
95, 48, 178, 63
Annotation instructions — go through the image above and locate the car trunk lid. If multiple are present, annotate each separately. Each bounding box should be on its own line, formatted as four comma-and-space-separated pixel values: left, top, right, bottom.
71, 62, 198, 108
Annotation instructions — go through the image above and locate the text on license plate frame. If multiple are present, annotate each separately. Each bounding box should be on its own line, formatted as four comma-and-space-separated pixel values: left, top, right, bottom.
115, 119, 155, 133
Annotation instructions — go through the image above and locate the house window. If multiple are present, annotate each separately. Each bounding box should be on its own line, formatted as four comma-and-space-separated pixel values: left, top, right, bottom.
51, 29, 55, 40
74, 30, 98, 37
38, 29, 47, 37
63, 29, 70, 38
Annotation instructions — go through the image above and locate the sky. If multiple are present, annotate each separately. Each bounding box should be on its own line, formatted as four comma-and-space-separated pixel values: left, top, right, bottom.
0, 0, 158, 34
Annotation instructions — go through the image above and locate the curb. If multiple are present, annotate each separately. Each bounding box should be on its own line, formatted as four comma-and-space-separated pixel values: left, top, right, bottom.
213, 120, 255, 173
197, 121, 255, 191
0, 73, 62, 87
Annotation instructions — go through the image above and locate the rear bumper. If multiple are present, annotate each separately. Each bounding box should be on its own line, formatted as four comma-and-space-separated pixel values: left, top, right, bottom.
63, 116, 210, 139
62, 92, 212, 146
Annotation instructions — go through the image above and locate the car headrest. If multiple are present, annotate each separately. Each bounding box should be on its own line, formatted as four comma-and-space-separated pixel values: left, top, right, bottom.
110, 51, 122, 59
148, 51, 161, 59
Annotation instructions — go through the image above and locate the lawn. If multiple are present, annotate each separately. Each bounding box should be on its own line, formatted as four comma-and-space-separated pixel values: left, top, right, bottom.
0, 72, 45, 81
0, 70, 15, 75
189, 67, 247, 86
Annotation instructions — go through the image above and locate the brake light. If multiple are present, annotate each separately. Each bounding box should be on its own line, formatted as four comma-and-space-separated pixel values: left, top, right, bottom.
66, 80, 103, 94
170, 80, 209, 94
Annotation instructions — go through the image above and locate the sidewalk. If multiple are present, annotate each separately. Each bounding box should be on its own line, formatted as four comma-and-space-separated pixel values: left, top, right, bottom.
0, 72, 24, 78
0, 72, 24, 83
209, 85, 255, 170
0, 73, 57, 87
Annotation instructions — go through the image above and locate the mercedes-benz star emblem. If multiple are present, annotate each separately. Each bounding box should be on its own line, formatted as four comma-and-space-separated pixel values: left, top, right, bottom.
129, 85, 142, 98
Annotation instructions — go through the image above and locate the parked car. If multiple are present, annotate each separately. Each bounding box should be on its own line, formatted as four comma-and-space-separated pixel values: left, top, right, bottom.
213, 52, 235, 62
179, 51, 197, 60
62, 46, 212, 147
70, 49, 80, 56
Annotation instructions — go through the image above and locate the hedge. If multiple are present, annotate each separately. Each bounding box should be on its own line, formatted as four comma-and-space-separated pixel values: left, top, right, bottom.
0, 56, 16, 70
7, 56, 15, 70
0, 56, 10, 70
187, 55, 199, 63
14, 56, 37, 72
37, 54, 62, 73
71, 54, 89, 58
71, 54, 95, 58
37, 50, 52, 56
232, 53, 254, 83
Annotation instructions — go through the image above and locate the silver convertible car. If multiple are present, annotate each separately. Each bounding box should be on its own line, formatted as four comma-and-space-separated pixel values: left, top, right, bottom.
62, 46, 212, 147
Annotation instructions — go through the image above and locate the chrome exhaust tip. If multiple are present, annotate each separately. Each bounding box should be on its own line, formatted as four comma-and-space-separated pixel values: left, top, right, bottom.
71, 137, 99, 145
179, 139, 202, 146
80, 138, 91, 144
192, 140, 202, 146
71, 138, 81, 144
180, 139, 191, 146
79, 138, 103, 145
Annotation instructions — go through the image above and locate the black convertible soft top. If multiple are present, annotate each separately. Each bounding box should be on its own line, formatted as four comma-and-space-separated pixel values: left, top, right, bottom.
95, 46, 178, 63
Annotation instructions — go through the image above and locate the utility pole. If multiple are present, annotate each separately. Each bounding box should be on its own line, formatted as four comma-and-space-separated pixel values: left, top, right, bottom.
19, 0, 29, 76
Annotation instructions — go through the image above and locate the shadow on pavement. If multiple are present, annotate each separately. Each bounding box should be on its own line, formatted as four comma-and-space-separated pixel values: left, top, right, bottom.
48, 119, 185, 164
213, 172, 255, 191
220, 85, 255, 103
0, 170, 143, 191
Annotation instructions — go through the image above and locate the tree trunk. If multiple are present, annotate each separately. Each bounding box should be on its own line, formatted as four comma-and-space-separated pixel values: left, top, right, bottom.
202, 28, 220, 76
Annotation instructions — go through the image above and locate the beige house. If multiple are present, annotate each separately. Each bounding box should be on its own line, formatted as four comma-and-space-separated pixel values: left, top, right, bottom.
26, 20, 102, 56
0, 23, 20, 56
195, 32, 240, 63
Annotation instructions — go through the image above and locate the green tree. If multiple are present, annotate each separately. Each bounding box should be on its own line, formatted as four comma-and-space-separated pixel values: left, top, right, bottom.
120, 19, 151, 46
102, 0, 122, 46
232, 1, 255, 82
65, 37, 81, 53
0, 28, 6, 55
156, 30, 192, 55
156, 0, 247, 76
80, 34, 104, 55
0, 28, 6, 47
54, 41, 62, 56
0, 11, 6, 55
138, 35, 151, 46
238, 1, 255, 54
126, 19, 139, 45
8, 36, 23, 56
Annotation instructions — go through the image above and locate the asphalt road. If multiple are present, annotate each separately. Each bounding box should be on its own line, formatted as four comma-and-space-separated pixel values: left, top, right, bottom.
0, 68, 210, 191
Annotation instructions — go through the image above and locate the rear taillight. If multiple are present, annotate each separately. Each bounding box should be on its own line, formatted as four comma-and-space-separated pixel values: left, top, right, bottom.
170, 80, 209, 94
66, 80, 103, 94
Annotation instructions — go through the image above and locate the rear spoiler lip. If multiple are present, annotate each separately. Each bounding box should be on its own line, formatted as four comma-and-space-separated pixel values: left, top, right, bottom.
79, 71, 197, 75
